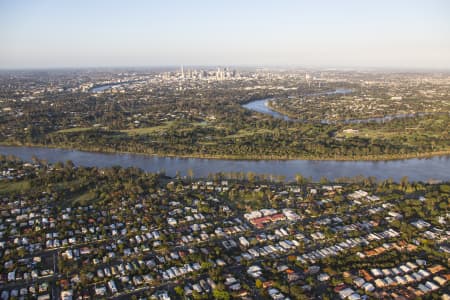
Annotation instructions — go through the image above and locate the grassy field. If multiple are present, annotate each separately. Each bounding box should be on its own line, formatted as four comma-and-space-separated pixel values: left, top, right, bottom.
120, 121, 208, 135
68, 190, 97, 206
120, 122, 175, 135
338, 124, 447, 140
224, 128, 282, 139
0, 180, 31, 193
337, 128, 400, 139
56, 127, 95, 133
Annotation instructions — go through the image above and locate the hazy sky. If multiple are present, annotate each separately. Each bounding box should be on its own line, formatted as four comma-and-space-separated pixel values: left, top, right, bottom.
1, 0, 449, 69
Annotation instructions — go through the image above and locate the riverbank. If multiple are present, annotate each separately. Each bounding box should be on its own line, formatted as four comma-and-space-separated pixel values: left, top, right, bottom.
1, 141, 450, 162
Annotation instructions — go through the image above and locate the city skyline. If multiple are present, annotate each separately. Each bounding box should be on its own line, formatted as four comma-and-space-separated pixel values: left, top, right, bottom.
1, 0, 450, 69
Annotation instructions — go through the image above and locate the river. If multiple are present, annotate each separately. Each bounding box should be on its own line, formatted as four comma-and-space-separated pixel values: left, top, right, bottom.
243, 89, 351, 121
0, 146, 448, 182
90, 80, 144, 93
242, 89, 432, 124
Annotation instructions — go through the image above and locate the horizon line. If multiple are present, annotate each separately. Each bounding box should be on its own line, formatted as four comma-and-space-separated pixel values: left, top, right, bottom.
1, 64, 450, 73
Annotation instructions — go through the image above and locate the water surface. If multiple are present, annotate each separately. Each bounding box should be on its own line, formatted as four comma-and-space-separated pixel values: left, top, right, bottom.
1, 146, 448, 182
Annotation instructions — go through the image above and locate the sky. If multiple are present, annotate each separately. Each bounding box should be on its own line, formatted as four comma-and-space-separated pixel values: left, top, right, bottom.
0, 0, 449, 69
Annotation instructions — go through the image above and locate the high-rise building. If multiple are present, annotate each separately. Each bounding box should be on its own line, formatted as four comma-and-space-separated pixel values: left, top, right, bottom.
217, 67, 221, 80
305, 73, 311, 87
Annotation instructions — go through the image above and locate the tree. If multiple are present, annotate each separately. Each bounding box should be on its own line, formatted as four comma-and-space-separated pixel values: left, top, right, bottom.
65, 160, 75, 169
54, 161, 64, 169
295, 173, 306, 185
213, 290, 230, 300
247, 171, 255, 183
174, 286, 184, 297
290, 285, 309, 300
187, 168, 194, 180
439, 184, 450, 193
400, 176, 409, 190
320, 176, 329, 185
255, 279, 263, 289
